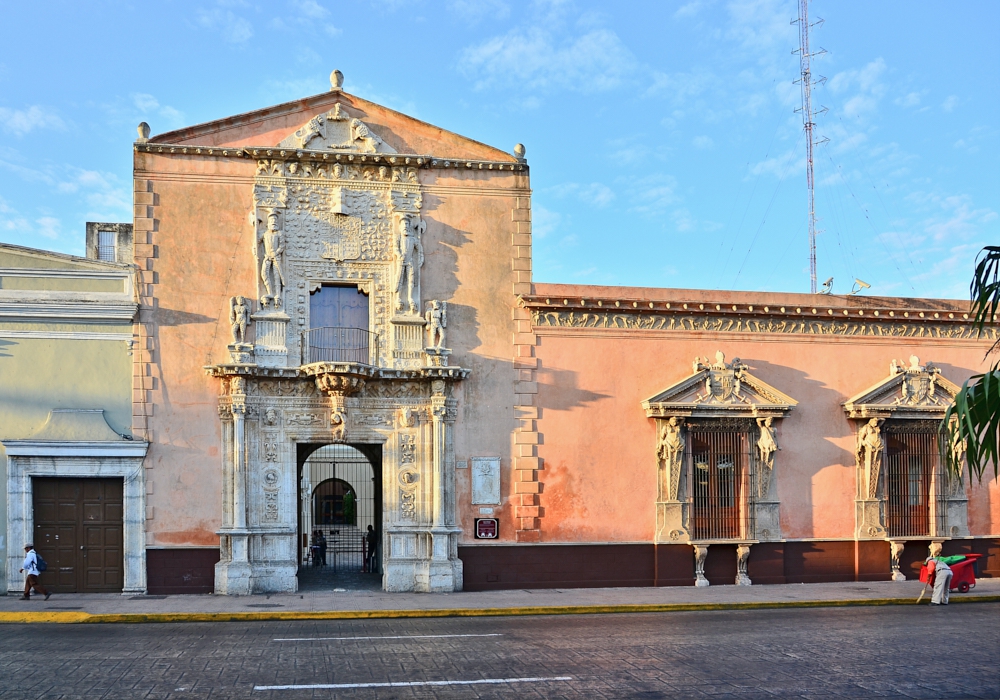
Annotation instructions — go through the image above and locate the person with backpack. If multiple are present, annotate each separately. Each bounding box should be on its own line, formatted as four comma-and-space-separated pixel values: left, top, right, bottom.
19, 543, 50, 601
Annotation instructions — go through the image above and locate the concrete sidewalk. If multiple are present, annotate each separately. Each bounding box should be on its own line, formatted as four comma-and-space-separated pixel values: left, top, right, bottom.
1, 577, 998, 624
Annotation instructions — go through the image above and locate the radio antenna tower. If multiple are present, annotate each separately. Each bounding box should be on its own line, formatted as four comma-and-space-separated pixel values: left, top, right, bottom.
793, 0, 826, 293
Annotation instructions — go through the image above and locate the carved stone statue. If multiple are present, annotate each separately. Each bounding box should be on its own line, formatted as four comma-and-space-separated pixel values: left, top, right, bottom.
350, 118, 386, 153
425, 300, 447, 349
331, 409, 346, 443
856, 418, 884, 499
657, 416, 685, 500
229, 296, 251, 344
257, 211, 286, 308
394, 214, 424, 315
756, 416, 777, 497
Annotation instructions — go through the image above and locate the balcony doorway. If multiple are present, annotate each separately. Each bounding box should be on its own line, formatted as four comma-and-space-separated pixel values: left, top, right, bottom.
306, 284, 376, 364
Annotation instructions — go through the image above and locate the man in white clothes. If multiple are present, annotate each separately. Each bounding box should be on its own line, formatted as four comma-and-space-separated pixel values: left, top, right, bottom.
926, 554, 953, 605
19, 543, 50, 601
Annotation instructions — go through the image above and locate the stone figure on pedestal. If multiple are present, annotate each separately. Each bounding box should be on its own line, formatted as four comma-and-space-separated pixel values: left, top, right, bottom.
657, 416, 685, 501
230, 296, 251, 344
257, 211, 286, 308
394, 214, 424, 315
425, 301, 447, 349
756, 416, 777, 497
857, 418, 884, 499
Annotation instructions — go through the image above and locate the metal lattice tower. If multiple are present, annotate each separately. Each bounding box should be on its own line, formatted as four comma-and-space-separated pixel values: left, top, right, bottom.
795, 0, 821, 294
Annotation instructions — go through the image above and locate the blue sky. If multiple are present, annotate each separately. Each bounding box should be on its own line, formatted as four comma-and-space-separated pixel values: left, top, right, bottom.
0, 0, 997, 299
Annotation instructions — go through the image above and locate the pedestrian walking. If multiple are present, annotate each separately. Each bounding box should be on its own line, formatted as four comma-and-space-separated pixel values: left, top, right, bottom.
318, 531, 328, 566
365, 524, 378, 574
19, 543, 50, 601
926, 553, 953, 605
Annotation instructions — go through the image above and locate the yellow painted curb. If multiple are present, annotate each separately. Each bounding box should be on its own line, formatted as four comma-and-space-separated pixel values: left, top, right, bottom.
0, 594, 997, 624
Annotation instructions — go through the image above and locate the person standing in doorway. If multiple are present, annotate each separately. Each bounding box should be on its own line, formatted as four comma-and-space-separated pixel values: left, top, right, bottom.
19, 544, 50, 601
318, 531, 328, 567
365, 525, 378, 574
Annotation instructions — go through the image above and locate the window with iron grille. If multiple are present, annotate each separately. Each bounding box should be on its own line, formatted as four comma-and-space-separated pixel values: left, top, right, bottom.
689, 426, 755, 540
884, 428, 941, 537
97, 230, 117, 261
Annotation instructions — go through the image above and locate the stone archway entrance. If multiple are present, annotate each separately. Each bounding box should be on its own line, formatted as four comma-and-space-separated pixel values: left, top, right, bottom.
296, 442, 382, 590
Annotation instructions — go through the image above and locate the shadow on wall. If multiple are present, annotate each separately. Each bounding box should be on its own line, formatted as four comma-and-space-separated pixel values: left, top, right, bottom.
0, 338, 14, 358
743, 358, 853, 540
535, 364, 612, 412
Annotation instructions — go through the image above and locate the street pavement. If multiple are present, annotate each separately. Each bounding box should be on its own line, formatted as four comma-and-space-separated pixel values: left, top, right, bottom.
0, 603, 997, 699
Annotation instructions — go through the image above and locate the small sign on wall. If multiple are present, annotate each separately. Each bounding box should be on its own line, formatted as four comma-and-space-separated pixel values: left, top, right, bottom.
470, 456, 501, 504
475, 518, 499, 539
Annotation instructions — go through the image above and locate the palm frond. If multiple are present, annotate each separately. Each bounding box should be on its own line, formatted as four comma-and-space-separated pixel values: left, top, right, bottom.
940, 246, 1000, 481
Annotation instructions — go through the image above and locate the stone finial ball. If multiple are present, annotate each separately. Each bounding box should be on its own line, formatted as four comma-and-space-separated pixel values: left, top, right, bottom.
330, 70, 344, 90
137, 122, 151, 142
514, 143, 526, 159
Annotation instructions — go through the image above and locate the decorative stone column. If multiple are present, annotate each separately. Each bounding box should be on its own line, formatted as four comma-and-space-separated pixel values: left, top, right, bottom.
736, 543, 752, 586
890, 540, 907, 581
215, 376, 252, 595
693, 544, 710, 587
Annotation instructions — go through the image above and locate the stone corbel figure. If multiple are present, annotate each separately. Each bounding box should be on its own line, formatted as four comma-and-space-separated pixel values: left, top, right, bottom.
756, 416, 778, 498
331, 409, 346, 443
394, 214, 424, 315
856, 417, 884, 499
657, 416, 685, 501
256, 210, 286, 308
425, 300, 447, 349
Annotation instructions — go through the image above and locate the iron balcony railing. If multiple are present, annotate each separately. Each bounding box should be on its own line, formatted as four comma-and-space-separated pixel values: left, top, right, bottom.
303, 327, 378, 365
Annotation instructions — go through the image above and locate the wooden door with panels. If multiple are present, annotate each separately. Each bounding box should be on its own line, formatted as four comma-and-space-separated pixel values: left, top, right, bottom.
32, 478, 124, 593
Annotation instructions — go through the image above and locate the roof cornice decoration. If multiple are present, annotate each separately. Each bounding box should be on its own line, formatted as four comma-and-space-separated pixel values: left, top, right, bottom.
642, 351, 797, 419
843, 355, 960, 420
521, 294, 993, 341
134, 142, 527, 172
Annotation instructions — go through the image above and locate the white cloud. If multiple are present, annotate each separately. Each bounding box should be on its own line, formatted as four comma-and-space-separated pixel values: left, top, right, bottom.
830, 58, 886, 121
293, 0, 329, 18
450, 0, 510, 23
458, 26, 637, 93
942, 95, 958, 112
725, 0, 796, 55
692, 135, 714, 149
196, 6, 254, 44
546, 182, 616, 208
894, 91, 922, 108
129, 93, 186, 131
628, 174, 679, 215
646, 68, 714, 102
0, 106, 66, 137
35, 216, 61, 240
531, 204, 562, 238
674, 0, 708, 19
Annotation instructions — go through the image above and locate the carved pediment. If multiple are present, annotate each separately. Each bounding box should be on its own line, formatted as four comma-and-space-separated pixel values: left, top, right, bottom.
277, 103, 396, 154
843, 355, 959, 419
642, 351, 797, 418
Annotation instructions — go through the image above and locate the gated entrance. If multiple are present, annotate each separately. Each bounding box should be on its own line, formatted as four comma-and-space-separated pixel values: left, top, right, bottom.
297, 443, 381, 589
32, 477, 124, 593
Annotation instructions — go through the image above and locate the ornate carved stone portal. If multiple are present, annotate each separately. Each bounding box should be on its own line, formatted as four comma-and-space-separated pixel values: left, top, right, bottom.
206, 104, 470, 594
642, 351, 797, 550
844, 356, 967, 541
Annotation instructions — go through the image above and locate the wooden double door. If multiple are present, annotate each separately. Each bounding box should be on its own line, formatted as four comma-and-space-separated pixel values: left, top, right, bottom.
33, 478, 124, 593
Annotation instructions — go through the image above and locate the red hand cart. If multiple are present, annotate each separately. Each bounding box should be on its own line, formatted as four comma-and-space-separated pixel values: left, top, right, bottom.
919, 553, 983, 593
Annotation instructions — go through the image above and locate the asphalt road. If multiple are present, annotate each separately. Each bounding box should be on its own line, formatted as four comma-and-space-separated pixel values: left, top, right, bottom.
0, 604, 997, 699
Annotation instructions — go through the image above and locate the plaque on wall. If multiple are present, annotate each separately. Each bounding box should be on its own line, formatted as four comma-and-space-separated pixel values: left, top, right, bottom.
475, 518, 499, 539
470, 456, 501, 505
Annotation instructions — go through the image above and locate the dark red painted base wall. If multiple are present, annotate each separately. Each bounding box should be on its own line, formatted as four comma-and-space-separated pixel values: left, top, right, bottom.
459, 538, 999, 592
146, 548, 219, 594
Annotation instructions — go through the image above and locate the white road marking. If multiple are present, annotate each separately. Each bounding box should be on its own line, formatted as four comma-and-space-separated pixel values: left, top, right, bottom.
273, 633, 503, 642
254, 676, 573, 691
